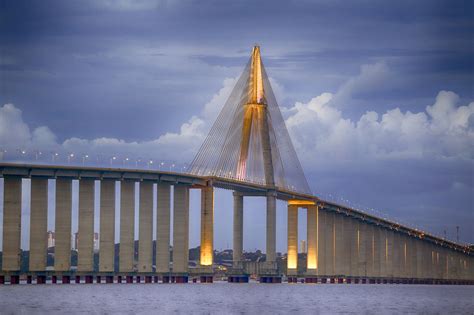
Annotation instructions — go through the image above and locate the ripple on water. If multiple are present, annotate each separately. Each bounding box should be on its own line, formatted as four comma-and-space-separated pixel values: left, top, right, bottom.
0, 284, 473, 314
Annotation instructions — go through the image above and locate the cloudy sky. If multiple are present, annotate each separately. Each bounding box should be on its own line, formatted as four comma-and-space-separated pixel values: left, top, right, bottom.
0, 0, 473, 251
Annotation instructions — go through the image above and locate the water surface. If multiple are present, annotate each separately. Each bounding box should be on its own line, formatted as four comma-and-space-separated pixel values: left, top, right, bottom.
0, 283, 472, 314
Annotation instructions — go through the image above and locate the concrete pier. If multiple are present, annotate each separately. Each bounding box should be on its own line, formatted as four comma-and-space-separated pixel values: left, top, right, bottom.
379, 229, 387, 278
119, 180, 135, 272
349, 219, 359, 277
325, 212, 335, 275
373, 227, 381, 277
77, 178, 95, 272
358, 222, 368, 277
385, 230, 394, 278
317, 209, 327, 276
2, 176, 22, 271
306, 205, 318, 272
138, 181, 153, 272
29, 177, 48, 271
173, 185, 189, 274
287, 205, 298, 274
99, 179, 115, 272
366, 224, 375, 277
54, 178, 72, 271
156, 183, 171, 273
266, 193, 277, 264
200, 186, 214, 266
233, 192, 243, 267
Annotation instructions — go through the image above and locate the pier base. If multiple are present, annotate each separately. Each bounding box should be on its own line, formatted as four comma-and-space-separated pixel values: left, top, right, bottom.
200, 276, 213, 283
305, 277, 316, 283
10, 275, 19, 284
259, 276, 281, 283
37, 275, 46, 284
174, 276, 188, 283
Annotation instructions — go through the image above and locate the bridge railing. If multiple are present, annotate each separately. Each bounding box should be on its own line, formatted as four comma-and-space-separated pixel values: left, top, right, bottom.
0, 148, 189, 173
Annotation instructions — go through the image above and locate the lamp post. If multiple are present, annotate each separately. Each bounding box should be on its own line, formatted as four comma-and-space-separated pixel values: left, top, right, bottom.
51, 152, 59, 163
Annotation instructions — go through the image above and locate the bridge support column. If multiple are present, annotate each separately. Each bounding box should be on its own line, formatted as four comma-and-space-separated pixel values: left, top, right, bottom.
156, 183, 171, 273
325, 212, 336, 276
365, 224, 375, 277
119, 180, 135, 272
341, 216, 352, 277
317, 209, 326, 276
392, 232, 402, 278
307, 205, 318, 273
379, 229, 387, 279
78, 178, 95, 272
334, 215, 345, 276
415, 239, 423, 279
287, 204, 298, 275
29, 177, 48, 272
349, 219, 359, 277
55, 178, 72, 271
357, 222, 368, 278
266, 192, 277, 266
233, 192, 243, 268
200, 186, 214, 267
99, 179, 115, 272
2, 176, 22, 271
138, 181, 153, 272
373, 228, 381, 278
173, 185, 189, 274
402, 235, 411, 278
385, 230, 394, 279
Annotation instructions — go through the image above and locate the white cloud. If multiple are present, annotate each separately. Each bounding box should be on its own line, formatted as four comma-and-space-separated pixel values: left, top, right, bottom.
202, 78, 237, 121
286, 90, 474, 168
0, 104, 57, 149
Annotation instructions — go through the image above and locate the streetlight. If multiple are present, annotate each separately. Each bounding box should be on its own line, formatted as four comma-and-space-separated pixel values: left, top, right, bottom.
67, 153, 74, 164
82, 154, 89, 165
51, 152, 59, 163
148, 160, 153, 169
19, 149, 27, 160
110, 156, 116, 166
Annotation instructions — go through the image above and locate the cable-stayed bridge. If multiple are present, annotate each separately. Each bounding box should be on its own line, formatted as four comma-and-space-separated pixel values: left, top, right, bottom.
0, 46, 472, 285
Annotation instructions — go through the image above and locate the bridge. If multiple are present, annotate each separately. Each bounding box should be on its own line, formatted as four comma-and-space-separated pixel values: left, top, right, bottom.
0, 46, 472, 285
